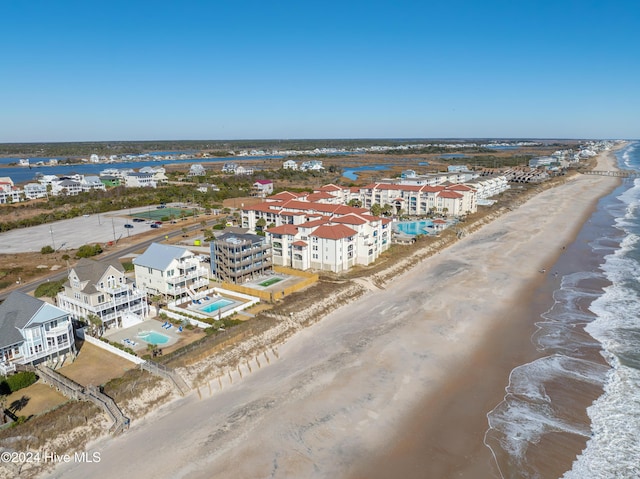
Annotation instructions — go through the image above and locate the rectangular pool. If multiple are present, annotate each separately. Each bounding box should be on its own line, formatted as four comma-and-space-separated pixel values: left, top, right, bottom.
200, 298, 234, 313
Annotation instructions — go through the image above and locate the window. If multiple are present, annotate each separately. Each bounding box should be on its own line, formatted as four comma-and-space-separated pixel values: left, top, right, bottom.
98, 294, 105, 303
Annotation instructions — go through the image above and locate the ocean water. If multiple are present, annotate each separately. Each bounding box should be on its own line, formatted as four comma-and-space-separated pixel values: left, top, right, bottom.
485, 141, 640, 479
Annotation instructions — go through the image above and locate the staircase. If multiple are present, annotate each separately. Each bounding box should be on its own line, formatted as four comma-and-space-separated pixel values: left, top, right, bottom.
140, 361, 191, 396
35, 364, 129, 434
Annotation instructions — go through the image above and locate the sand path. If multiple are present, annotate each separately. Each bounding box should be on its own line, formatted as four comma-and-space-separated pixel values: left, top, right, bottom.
48, 153, 621, 479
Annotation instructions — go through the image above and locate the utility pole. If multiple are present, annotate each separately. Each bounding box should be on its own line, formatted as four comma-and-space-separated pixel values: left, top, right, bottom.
112, 218, 116, 243
49, 225, 56, 250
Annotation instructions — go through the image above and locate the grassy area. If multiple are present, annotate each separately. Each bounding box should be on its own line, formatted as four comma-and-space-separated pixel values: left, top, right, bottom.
258, 277, 283, 287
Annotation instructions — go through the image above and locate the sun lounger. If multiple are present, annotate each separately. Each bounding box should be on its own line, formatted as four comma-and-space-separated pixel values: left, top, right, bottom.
177, 326, 183, 333
165, 323, 172, 330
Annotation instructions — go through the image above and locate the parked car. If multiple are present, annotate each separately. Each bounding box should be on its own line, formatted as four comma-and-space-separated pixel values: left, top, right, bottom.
154, 221, 163, 225
150, 224, 160, 229
124, 224, 134, 229
133, 218, 145, 223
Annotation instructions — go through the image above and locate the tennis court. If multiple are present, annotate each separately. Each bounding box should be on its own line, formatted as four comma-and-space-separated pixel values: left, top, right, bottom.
129, 207, 195, 221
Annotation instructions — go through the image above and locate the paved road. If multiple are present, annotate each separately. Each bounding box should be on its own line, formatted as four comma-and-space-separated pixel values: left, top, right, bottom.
0, 219, 215, 302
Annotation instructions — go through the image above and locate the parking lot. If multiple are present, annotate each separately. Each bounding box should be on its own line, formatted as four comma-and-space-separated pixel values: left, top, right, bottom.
0, 205, 187, 254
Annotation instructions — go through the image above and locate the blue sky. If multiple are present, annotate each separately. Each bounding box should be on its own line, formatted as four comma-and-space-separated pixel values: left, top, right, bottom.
1, 0, 638, 142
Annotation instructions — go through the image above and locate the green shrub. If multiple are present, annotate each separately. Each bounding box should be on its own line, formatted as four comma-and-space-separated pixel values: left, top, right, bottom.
76, 244, 103, 258
40, 245, 54, 254
0, 371, 37, 394
34, 279, 65, 298
121, 261, 134, 272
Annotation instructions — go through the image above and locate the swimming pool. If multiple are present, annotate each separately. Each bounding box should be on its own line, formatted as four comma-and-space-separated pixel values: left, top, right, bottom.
137, 331, 170, 345
395, 220, 434, 235
200, 298, 234, 313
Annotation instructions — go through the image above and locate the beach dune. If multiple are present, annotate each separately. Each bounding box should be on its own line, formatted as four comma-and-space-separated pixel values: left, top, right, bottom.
48, 151, 621, 479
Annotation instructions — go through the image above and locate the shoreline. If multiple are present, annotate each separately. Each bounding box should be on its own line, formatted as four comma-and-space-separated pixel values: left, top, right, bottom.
40, 147, 625, 479
349, 148, 624, 479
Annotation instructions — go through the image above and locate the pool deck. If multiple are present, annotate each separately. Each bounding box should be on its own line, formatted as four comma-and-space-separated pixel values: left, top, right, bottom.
104, 319, 181, 351
182, 295, 239, 318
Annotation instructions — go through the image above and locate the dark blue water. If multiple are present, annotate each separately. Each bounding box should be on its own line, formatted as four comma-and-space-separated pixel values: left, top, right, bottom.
485, 141, 640, 478
0, 154, 284, 184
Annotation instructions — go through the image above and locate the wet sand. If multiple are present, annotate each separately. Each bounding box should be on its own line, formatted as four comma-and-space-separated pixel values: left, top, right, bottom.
47, 150, 623, 479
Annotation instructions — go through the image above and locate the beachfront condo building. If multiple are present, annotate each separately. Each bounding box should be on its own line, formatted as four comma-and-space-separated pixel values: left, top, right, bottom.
56, 258, 148, 329
210, 232, 272, 283
0, 292, 76, 375
265, 213, 391, 273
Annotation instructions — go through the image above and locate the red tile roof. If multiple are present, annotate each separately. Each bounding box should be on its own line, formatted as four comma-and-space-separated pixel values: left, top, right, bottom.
310, 224, 358, 240
331, 214, 367, 225
254, 179, 273, 185
266, 224, 299, 235
437, 191, 463, 199
268, 191, 301, 201
317, 183, 342, 192
246, 203, 283, 213
298, 217, 330, 228
306, 192, 335, 201
292, 240, 308, 247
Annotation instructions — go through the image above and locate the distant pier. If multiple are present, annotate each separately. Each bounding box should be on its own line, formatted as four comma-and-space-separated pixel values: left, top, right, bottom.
581, 170, 640, 178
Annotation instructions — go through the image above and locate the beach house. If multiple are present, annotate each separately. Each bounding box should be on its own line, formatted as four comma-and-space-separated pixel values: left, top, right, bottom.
251, 180, 274, 198
133, 243, 209, 301
56, 258, 148, 329
0, 292, 76, 375
282, 159, 298, 170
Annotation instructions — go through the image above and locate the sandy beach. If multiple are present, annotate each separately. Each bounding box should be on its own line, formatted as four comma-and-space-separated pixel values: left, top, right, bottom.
47, 150, 622, 479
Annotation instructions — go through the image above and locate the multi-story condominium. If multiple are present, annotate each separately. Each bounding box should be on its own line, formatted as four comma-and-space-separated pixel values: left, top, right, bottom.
242, 198, 371, 231
467, 175, 510, 200
266, 212, 391, 273
0, 292, 76, 374
133, 243, 209, 300
56, 258, 148, 329
210, 232, 272, 283
357, 183, 477, 216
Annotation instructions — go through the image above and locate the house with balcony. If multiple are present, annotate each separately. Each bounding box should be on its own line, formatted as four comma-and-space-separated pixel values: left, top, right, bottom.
124, 172, 157, 188
56, 258, 148, 329
133, 243, 209, 300
51, 179, 83, 196
251, 180, 274, 198
23, 182, 48, 199
0, 291, 75, 375
210, 232, 272, 283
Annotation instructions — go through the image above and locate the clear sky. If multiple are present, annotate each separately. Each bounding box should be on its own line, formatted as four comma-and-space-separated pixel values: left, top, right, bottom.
1, 0, 638, 142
